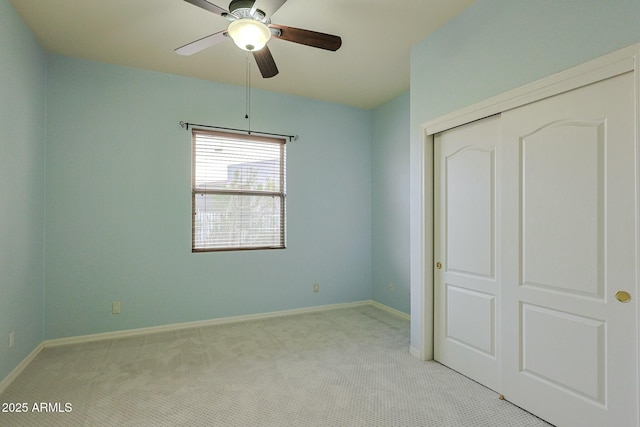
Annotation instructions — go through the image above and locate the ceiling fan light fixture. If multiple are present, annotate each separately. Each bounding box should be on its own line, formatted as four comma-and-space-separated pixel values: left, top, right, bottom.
228, 18, 271, 51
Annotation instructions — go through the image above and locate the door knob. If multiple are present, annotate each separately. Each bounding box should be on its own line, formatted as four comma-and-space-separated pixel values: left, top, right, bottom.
615, 291, 631, 303
436, 262, 442, 269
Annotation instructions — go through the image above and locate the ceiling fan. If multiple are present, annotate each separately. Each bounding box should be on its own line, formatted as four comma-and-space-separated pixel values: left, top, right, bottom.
175, 0, 342, 78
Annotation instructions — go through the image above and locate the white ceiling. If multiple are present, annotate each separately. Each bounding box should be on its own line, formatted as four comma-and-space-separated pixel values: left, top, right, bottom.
9, 0, 475, 109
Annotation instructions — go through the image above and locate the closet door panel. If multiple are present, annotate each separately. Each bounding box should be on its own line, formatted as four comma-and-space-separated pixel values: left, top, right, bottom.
501, 72, 637, 427
434, 114, 502, 391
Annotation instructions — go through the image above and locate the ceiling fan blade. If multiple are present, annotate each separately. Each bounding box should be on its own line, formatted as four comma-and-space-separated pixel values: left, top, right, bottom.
253, 46, 279, 78
250, 0, 287, 18
269, 24, 342, 51
183, 0, 228, 16
175, 30, 228, 56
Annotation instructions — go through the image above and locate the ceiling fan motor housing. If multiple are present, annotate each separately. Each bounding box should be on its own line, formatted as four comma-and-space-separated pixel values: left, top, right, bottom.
228, 0, 266, 21
229, 0, 253, 11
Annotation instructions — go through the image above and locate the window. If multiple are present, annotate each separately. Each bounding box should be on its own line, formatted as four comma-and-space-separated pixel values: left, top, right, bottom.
192, 129, 286, 252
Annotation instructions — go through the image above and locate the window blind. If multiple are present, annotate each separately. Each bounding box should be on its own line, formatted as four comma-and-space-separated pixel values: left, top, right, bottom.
192, 129, 286, 251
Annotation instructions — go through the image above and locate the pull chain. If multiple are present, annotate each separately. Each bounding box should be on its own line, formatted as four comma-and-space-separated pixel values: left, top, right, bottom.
245, 53, 251, 132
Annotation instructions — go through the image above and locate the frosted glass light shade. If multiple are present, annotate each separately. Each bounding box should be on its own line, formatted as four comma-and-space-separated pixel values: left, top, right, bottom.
228, 18, 271, 51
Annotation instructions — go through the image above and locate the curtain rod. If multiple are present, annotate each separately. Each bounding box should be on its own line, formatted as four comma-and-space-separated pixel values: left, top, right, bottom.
179, 121, 299, 142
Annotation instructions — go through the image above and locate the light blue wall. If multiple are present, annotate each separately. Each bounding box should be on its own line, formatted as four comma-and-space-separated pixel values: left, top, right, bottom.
2, 0, 408, 382
0, 0, 46, 380
409, 0, 640, 354
371, 92, 410, 313
44, 56, 373, 339
7, 0, 638, 375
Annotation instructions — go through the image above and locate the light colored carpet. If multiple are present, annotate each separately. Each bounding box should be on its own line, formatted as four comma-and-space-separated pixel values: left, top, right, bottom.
0, 305, 551, 426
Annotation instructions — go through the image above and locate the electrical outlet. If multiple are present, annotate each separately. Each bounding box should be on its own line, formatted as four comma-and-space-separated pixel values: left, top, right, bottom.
112, 301, 121, 314
9, 331, 14, 348
313, 283, 320, 293
388, 283, 394, 292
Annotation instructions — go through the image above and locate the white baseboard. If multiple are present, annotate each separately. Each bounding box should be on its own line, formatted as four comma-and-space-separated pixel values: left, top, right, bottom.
0, 342, 44, 395
1, 299, 411, 393
410, 346, 424, 360
369, 300, 411, 321
43, 300, 373, 348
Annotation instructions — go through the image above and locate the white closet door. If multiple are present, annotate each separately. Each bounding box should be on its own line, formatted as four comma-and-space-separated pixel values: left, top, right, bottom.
434, 114, 502, 391
500, 72, 638, 427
